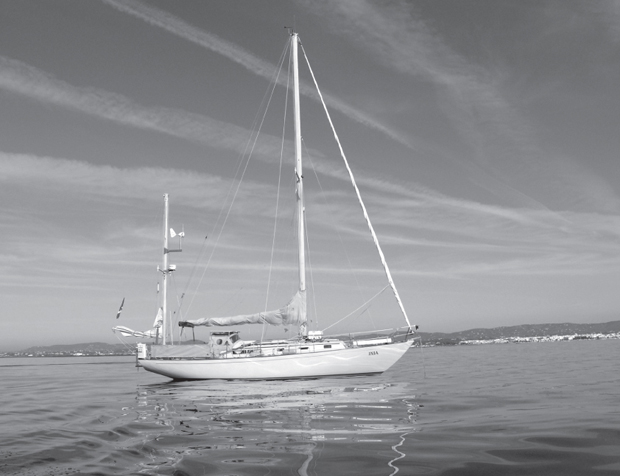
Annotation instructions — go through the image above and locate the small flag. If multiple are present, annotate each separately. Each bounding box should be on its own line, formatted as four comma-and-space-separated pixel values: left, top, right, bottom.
116, 297, 125, 319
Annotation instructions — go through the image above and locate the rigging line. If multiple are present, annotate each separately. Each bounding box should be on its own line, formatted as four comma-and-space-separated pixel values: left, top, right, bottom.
178, 232, 207, 304
167, 209, 208, 319
261, 42, 291, 342
301, 137, 377, 330
182, 118, 258, 316
184, 40, 290, 317
113, 332, 137, 352
170, 273, 183, 331
322, 284, 390, 332
300, 40, 413, 330
346, 326, 408, 336
299, 138, 319, 328
168, 233, 207, 333
127, 204, 161, 300
166, 273, 176, 345
173, 234, 209, 333
303, 195, 318, 328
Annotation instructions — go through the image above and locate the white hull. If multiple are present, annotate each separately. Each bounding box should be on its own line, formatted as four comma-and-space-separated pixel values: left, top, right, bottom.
139, 340, 412, 380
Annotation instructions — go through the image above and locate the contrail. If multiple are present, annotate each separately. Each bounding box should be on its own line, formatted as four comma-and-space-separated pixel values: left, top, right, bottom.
0, 55, 281, 158
101, 0, 412, 148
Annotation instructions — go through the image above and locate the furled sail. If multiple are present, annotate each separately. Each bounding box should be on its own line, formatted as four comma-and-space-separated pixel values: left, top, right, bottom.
112, 308, 162, 338
112, 326, 158, 338
179, 290, 306, 328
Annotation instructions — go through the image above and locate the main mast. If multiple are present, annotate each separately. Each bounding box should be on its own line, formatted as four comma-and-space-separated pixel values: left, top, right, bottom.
292, 33, 306, 301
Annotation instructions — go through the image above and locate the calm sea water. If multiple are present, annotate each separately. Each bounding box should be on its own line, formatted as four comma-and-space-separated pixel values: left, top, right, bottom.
1, 339, 619, 475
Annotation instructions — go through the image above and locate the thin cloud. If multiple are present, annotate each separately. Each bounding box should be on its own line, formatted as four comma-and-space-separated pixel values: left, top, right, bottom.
0, 55, 285, 159
0, 151, 267, 210
0, 53, 560, 230
2, 55, 616, 282
3, 152, 619, 279
590, 1, 620, 43
302, 0, 620, 214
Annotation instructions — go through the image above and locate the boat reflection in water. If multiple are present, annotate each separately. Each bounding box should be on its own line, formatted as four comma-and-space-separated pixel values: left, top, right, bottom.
128, 377, 419, 475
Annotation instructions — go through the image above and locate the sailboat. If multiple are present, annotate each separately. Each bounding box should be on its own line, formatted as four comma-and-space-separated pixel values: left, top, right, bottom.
113, 32, 417, 380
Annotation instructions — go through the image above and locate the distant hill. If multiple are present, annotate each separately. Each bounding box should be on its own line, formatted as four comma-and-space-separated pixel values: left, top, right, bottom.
417, 320, 620, 345
9, 342, 131, 356
3, 320, 620, 355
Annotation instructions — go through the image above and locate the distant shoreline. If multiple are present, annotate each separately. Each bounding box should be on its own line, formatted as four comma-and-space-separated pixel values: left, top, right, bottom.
0, 352, 134, 358
420, 332, 620, 347
2, 330, 618, 357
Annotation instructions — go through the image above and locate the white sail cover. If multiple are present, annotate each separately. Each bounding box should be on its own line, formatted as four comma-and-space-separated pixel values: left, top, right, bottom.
112, 308, 162, 338
180, 290, 306, 328
112, 326, 158, 338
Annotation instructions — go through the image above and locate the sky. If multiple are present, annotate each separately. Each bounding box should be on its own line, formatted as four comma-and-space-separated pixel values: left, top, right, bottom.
1, 1, 619, 351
